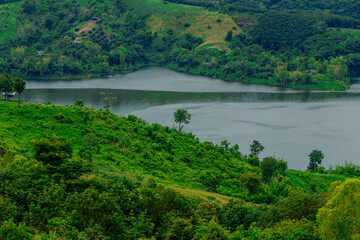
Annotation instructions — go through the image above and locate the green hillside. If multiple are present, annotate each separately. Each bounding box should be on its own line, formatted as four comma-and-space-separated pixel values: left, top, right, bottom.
0, 1, 23, 43
1, 100, 360, 238
0, 0, 359, 90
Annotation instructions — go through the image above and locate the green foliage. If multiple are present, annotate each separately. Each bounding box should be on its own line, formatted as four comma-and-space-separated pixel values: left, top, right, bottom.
250, 11, 321, 50
249, 140, 264, 158
260, 157, 278, 182
100, 92, 117, 110
258, 219, 318, 240
308, 149, 324, 172
199, 219, 229, 240
174, 108, 191, 134
240, 172, 262, 202
0, 98, 359, 239
316, 178, 360, 240
225, 30, 233, 42
0, 75, 14, 100
220, 200, 264, 231
277, 160, 288, 173
0, 219, 32, 240
33, 137, 73, 166
74, 99, 84, 107
0, 0, 357, 91
261, 190, 325, 227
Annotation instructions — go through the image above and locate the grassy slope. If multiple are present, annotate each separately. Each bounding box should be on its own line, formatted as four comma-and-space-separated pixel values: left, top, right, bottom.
0, 100, 351, 201
0, 100, 253, 195
0, 1, 23, 43
126, 0, 241, 49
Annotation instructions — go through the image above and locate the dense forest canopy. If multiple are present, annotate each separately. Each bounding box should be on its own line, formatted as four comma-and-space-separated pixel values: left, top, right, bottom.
0, 0, 358, 90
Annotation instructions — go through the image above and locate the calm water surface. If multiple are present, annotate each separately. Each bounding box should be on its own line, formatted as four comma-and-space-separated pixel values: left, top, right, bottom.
23, 67, 360, 169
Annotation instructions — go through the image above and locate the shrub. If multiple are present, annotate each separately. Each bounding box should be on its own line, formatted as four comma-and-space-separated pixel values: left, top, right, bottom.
74, 99, 84, 107
33, 137, 73, 166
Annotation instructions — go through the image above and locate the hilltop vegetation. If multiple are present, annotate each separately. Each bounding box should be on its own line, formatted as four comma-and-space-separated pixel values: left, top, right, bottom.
0, 0, 359, 89
1, 100, 360, 238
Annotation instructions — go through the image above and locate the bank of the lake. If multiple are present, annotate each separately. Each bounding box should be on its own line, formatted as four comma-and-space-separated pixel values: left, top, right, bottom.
23, 67, 360, 169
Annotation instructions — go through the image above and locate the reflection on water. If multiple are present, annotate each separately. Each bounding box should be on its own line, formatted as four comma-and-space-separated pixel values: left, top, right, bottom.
22, 67, 360, 169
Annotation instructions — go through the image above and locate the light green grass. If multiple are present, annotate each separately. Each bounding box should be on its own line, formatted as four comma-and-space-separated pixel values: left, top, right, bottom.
124, 0, 202, 15
127, 0, 242, 48
170, 186, 236, 204
328, 27, 360, 33
0, 1, 23, 43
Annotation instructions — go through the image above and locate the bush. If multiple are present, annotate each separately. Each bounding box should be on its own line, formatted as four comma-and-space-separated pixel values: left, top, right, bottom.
74, 99, 84, 107
33, 137, 73, 166
0, 219, 32, 240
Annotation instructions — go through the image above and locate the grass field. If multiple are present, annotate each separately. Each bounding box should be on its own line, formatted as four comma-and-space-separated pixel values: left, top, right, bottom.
0, 1, 23, 43
170, 186, 236, 204
125, 0, 241, 48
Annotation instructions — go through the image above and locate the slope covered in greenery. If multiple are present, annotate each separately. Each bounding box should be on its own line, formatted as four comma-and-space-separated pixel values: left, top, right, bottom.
0, 0, 359, 90
1, 100, 360, 239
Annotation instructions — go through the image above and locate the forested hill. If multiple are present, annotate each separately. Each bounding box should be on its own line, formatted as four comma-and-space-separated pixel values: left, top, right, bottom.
1, 99, 360, 239
0, 0, 360, 90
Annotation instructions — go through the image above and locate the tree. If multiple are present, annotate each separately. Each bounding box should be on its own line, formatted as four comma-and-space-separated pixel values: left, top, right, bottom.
174, 109, 191, 135
275, 63, 289, 86
200, 219, 229, 240
250, 140, 264, 158
82, 133, 97, 163
260, 157, 278, 182
0, 76, 14, 101
13, 77, 26, 108
100, 92, 117, 110
240, 172, 262, 202
258, 219, 317, 240
225, 31, 233, 42
316, 179, 360, 239
277, 160, 288, 174
307, 149, 324, 172
74, 99, 84, 107
33, 137, 73, 166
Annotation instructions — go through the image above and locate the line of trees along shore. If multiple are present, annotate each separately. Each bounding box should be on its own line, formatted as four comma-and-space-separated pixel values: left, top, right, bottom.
0, 0, 359, 90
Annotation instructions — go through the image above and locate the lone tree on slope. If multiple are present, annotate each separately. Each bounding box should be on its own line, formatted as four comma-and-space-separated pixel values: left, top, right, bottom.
13, 77, 26, 108
250, 140, 265, 158
174, 109, 191, 135
308, 149, 324, 172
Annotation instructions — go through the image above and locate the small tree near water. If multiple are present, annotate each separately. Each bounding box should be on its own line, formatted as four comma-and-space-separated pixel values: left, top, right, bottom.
100, 92, 117, 110
0, 76, 14, 101
174, 109, 191, 135
308, 149, 324, 172
14, 77, 26, 108
250, 140, 264, 158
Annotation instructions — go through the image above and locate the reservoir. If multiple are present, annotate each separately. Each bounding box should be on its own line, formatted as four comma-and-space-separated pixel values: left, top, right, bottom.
23, 66, 360, 169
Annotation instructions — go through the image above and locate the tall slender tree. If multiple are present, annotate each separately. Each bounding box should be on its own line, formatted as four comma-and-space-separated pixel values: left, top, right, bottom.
174, 109, 191, 135
100, 92, 117, 110
13, 77, 26, 108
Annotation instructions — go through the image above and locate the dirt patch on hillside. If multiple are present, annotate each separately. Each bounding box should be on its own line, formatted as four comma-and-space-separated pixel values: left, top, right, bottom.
76, 21, 96, 35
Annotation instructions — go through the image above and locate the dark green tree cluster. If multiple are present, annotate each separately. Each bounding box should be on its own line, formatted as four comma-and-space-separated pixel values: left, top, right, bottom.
0, 75, 25, 106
